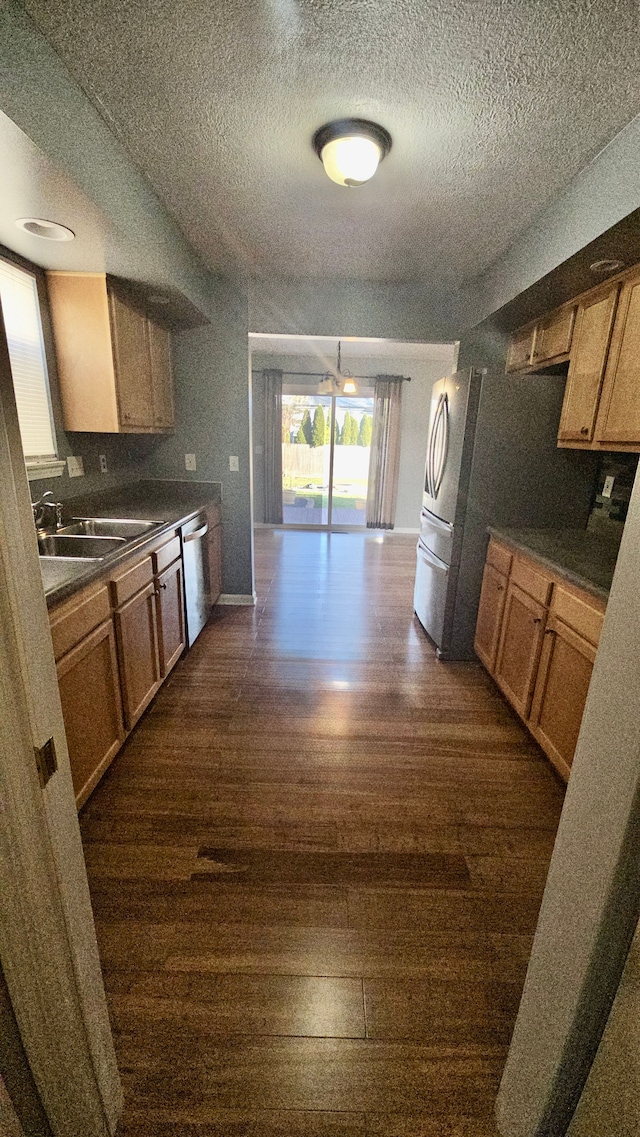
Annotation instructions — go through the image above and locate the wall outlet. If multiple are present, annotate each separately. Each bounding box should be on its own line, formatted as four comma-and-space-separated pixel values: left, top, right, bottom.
67, 455, 84, 478
185, 453, 196, 471
99, 453, 108, 474
229, 455, 239, 472
602, 475, 615, 499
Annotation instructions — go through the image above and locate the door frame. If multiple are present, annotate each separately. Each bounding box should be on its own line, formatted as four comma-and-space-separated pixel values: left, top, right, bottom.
0, 312, 121, 1136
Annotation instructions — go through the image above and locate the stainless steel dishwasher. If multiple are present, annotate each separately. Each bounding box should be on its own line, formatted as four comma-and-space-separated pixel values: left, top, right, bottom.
181, 513, 210, 646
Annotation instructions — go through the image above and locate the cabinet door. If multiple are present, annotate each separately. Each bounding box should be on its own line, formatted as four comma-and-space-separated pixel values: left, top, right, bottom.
147, 319, 175, 429
56, 619, 125, 808
474, 562, 508, 674
558, 284, 619, 443
529, 615, 597, 780
207, 523, 223, 605
115, 581, 161, 729
506, 326, 535, 373
595, 272, 640, 445
109, 289, 155, 430
156, 557, 185, 676
531, 305, 575, 368
494, 582, 547, 719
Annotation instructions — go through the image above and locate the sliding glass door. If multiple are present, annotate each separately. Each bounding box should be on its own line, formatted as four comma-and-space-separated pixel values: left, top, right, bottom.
281, 390, 374, 528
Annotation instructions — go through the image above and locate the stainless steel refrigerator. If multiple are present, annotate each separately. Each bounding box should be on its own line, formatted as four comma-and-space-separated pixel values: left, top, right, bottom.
413, 367, 598, 660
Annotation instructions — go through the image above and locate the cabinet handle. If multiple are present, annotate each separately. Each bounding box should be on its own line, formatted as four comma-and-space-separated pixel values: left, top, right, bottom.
497, 583, 504, 591
533, 617, 542, 624
545, 627, 554, 635
580, 426, 589, 436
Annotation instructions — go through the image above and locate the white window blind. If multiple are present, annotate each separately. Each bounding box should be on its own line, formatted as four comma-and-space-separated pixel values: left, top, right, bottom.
0, 258, 57, 462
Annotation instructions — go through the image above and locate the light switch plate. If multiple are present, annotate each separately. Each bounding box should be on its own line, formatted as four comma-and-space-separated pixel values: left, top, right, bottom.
99, 453, 108, 474
185, 453, 196, 471
602, 475, 615, 499
229, 455, 239, 472
67, 455, 84, 478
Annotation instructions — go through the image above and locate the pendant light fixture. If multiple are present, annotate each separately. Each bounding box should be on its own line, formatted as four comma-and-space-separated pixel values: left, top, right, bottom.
317, 341, 357, 395
313, 119, 392, 187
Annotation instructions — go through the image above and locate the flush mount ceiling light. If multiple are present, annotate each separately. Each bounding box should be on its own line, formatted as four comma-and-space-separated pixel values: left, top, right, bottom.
15, 217, 75, 241
312, 119, 392, 187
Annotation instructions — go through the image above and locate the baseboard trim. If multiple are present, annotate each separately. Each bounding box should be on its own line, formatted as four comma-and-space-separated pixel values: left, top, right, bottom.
391, 527, 420, 534
216, 593, 257, 606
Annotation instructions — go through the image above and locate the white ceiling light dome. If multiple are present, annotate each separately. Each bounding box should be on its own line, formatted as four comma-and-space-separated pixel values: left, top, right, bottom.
312, 119, 392, 187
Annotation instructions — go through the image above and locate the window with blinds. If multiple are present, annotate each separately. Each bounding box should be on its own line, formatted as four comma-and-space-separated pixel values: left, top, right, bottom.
0, 257, 57, 463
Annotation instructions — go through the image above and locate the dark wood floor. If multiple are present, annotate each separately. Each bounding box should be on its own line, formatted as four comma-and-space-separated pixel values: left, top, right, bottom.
80, 529, 566, 1137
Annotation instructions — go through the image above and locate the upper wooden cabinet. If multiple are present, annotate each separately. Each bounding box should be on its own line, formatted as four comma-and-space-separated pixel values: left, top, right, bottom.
531, 304, 576, 369
506, 305, 575, 375
592, 269, 640, 447
557, 282, 620, 444
505, 325, 535, 373
46, 271, 174, 434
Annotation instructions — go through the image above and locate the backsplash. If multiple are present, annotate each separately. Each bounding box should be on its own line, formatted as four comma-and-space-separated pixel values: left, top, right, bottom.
587, 452, 639, 538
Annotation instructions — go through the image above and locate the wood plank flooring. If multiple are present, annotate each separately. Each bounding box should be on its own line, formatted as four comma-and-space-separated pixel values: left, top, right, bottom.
80, 529, 566, 1137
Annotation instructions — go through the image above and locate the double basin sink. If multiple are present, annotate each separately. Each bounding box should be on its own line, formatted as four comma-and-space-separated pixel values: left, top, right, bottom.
38, 518, 162, 561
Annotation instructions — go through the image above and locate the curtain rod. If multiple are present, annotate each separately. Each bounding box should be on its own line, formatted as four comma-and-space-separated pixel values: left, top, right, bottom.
252, 369, 411, 381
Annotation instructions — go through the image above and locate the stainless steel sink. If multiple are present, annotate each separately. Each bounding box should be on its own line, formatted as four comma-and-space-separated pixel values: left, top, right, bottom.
38, 534, 127, 559
58, 517, 161, 539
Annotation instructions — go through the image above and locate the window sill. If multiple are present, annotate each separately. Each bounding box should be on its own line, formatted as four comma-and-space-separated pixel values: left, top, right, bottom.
27, 460, 66, 482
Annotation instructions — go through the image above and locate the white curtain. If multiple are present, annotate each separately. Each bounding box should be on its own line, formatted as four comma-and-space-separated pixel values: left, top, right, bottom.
366, 375, 404, 529
263, 369, 283, 525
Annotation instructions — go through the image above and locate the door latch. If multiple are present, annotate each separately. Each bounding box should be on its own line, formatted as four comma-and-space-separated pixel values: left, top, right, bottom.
34, 737, 58, 789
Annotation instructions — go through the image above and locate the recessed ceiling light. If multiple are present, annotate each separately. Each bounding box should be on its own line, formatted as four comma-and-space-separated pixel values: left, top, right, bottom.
15, 217, 75, 241
589, 258, 624, 275
312, 119, 392, 187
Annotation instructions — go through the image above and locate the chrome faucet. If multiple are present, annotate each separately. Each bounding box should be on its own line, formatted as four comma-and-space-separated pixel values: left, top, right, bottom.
32, 490, 63, 535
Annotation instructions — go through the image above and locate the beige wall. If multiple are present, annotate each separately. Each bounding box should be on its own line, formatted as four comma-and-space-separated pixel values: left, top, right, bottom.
567, 920, 640, 1136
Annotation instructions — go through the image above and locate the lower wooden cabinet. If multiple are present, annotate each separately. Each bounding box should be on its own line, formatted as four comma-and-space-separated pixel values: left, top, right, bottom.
494, 582, 547, 720
156, 556, 185, 676
475, 539, 605, 780
474, 561, 508, 672
115, 580, 161, 730
56, 618, 125, 808
49, 512, 218, 807
529, 615, 597, 779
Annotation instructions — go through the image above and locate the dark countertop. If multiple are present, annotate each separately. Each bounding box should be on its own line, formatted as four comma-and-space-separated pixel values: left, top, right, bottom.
41, 479, 221, 608
487, 526, 622, 602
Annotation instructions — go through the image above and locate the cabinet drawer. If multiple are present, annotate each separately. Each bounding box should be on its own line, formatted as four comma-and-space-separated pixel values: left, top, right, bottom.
486, 539, 512, 578
153, 534, 181, 575
550, 585, 605, 647
110, 554, 153, 607
510, 555, 553, 606
50, 584, 111, 661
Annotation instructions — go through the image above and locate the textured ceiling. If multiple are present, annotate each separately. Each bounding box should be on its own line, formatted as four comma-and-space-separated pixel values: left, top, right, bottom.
21, 0, 640, 285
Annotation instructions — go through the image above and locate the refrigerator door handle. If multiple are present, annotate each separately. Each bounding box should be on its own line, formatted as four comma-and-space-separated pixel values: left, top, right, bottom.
431, 392, 450, 499
420, 508, 454, 535
425, 392, 444, 498
416, 540, 449, 574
